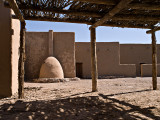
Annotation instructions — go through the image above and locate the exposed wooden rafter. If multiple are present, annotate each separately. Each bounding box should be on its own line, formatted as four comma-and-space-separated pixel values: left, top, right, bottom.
146, 27, 160, 34
71, 0, 116, 5
22, 16, 151, 29
112, 15, 160, 22
130, 3, 160, 11
8, 5, 160, 22
4, 0, 160, 29
5, 0, 25, 22
17, 5, 102, 18
4, 1, 160, 11
89, 0, 133, 29
71, 0, 160, 11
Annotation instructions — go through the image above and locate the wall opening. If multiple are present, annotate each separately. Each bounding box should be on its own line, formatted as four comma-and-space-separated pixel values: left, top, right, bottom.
76, 63, 83, 78
140, 63, 145, 76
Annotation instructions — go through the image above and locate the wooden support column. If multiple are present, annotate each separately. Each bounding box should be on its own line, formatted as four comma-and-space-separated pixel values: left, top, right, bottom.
90, 28, 98, 92
18, 21, 26, 99
151, 31, 157, 90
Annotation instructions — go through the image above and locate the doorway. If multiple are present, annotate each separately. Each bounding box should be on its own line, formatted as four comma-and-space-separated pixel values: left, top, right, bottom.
76, 63, 83, 78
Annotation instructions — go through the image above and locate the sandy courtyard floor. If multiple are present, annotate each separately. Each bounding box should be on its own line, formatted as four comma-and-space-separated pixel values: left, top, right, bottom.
0, 77, 160, 120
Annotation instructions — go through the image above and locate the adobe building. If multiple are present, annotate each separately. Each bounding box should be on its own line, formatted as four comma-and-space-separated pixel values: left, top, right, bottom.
0, 1, 20, 97
76, 43, 160, 78
0, 1, 160, 97
25, 31, 160, 80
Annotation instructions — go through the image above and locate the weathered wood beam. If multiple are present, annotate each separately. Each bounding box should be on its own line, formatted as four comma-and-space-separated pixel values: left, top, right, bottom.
112, 15, 160, 22
101, 23, 150, 29
72, 0, 160, 11
90, 28, 98, 92
130, 3, 160, 11
151, 31, 157, 90
146, 27, 160, 34
23, 16, 151, 29
18, 21, 26, 99
4, 1, 160, 11
24, 16, 92, 24
71, 0, 116, 5
18, 5, 102, 18
5, 0, 24, 22
22, 16, 151, 29
10, 5, 160, 22
89, 0, 133, 29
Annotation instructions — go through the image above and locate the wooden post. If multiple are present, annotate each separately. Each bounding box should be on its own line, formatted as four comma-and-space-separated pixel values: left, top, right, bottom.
90, 28, 98, 92
18, 21, 26, 99
152, 31, 157, 90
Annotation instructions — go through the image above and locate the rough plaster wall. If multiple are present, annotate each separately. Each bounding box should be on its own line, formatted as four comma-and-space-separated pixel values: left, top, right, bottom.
75, 42, 136, 78
120, 44, 160, 76
75, 42, 91, 77
53, 32, 75, 78
25, 32, 49, 80
11, 15, 20, 94
0, 2, 12, 96
141, 64, 160, 77
115, 64, 136, 77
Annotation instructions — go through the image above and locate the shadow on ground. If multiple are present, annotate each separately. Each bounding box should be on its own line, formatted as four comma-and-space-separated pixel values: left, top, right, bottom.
0, 91, 159, 120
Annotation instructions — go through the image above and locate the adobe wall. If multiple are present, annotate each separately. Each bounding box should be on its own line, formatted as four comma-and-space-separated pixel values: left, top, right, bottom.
141, 64, 160, 77
11, 13, 20, 94
120, 44, 160, 76
25, 31, 75, 80
25, 32, 49, 80
75, 42, 136, 78
0, 1, 20, 97
53, 32, 75, 78
0, 1, 12, 96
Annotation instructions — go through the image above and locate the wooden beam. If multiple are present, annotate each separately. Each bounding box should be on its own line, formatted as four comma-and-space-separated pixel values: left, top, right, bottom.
22, 16, 151, 29
89, 0, 133, 29
18, 21, 26, 99
90, 28, 98, 92
4, 1, 160, 11
151, 31, 157, 90
146, 27, 160, 34
130, 3, 160, 11
24, 16, 92, 24
71, 0, 116, 5
23, 16, 150, 29
10, 5, 160, 22
72, 0, 160, 11
112, 15, 160, 22
18, 5, 102, 18
5, 0, 24, 22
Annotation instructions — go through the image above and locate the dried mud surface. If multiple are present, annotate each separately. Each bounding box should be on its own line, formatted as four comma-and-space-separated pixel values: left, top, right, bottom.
0, 77, 160, 120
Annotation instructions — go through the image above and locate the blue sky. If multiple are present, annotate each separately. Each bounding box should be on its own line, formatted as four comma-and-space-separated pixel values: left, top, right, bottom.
26, 20, 160, 44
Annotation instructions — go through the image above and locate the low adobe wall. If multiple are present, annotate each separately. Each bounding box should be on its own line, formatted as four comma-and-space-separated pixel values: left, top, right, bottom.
120, 44, 160, 76
141, 64, 160, 77
116, 64, 136, 77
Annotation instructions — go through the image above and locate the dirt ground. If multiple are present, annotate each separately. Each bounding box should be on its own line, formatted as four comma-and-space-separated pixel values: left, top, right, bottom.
0, 77, 160, 120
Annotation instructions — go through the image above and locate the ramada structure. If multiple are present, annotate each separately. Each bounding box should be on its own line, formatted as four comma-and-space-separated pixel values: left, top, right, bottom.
0, 0, 160, 98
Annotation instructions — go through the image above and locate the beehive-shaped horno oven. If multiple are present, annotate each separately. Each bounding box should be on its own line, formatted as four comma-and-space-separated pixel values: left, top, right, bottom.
39, 57, 64, 78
